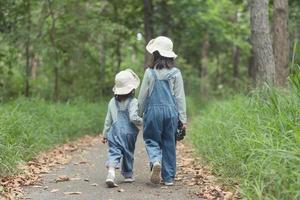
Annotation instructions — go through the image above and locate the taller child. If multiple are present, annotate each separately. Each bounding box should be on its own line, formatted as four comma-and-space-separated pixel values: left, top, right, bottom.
138, 36, 187, 186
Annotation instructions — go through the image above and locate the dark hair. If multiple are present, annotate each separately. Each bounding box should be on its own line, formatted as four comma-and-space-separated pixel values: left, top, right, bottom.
149, 51, 175, 69
114, 90, 135, 102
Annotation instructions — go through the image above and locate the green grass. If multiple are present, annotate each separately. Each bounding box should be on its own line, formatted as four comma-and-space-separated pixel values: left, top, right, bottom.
0, 98, 107, 176
189, 87, 300, 200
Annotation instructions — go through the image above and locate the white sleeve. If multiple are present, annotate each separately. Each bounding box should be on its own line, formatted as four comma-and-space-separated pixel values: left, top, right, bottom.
129, 99, 143, 126
173, 70, 187, 123
102, 100, 113, 138
138, 69, 150, 117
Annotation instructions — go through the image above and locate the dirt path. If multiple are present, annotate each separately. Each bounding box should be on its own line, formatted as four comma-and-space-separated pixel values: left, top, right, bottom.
22, 135, 201, 200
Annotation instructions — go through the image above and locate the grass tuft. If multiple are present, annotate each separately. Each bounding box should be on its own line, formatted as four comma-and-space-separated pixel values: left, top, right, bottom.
189, 87, 300, 200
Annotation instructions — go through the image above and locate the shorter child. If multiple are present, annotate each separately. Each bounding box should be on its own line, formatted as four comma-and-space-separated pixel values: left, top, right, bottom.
102, 69, 142, 188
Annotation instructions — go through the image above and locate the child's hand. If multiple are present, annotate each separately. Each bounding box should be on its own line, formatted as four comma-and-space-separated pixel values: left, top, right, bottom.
101, 137, 108, 144
182, 123, 187, 131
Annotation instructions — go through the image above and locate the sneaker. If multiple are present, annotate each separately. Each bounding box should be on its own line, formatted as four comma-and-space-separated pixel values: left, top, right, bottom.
106, 171, 118, 188
124, 177, 135, 183
150, 161, 161, 184
164, 181, 174, 186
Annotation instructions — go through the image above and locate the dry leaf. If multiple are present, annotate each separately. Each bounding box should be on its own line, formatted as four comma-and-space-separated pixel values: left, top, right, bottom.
79, 161, 88, 164
55, 175, 70, 182
117, 189, 125, 192
50, 189, 59, 193
70, 177, 81, 181
32, 185, 43, 188
90, 183, 98, 186
63, 191, 82, 195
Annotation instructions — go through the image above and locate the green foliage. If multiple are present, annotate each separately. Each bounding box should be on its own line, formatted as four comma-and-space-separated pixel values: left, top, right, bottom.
0, 98, 106, 175
189, 87, 300, 199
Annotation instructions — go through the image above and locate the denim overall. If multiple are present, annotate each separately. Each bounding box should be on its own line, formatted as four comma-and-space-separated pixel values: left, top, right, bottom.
106, 98, 138, 178
143, 68, 179, 182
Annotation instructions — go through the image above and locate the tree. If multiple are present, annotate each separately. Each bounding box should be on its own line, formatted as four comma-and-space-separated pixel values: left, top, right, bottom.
143, 0, 153, 69
24, 0, 31, 97
249, 0, 275, 86
46, 0, 59, 100
273, 0, 289, 86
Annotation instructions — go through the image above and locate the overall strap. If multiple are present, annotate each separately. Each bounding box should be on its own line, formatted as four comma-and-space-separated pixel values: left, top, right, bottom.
114, 98, 120, 110
165, 68, 179, 80
125, 97, 132, 110
150, 69, 158, 80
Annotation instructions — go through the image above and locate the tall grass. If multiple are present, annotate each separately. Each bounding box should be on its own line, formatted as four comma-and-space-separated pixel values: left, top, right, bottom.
0, 98, 106, 175
189, 86, 300, 200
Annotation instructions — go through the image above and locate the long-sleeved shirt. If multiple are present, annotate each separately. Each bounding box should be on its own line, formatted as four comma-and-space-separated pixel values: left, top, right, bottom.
138, 67, 187, 124
102, 97, 142, 138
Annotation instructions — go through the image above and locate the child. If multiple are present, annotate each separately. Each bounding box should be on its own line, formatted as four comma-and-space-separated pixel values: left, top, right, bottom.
138, 36, 187, 186
102, 69, 142, 188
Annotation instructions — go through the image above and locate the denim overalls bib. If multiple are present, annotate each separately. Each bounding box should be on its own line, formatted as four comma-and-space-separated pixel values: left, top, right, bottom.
143, 68, 179, 182
106, 98, 138, 178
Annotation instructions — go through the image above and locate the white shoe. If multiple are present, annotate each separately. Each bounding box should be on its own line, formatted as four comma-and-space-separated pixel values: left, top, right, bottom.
106, 171, 118, 188
124, 177, 135, 183
150, 162, 161, 184
164, 182, 174, 186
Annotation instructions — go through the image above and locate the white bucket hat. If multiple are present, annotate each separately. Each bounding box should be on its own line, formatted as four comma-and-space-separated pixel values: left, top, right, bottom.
146, 36, 177, 58
112, 69, 140, 95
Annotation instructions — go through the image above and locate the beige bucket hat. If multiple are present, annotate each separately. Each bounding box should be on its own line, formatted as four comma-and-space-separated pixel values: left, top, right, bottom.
146, 36, 177, 58
112, 69, 140, 95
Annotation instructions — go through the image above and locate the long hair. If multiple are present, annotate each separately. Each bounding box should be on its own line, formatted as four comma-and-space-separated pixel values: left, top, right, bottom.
114, 89, 135, 102
149, 51, 175, 69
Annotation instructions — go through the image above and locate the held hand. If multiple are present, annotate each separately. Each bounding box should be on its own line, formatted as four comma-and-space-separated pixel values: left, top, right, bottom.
182, 123, 187, 131
101, 137, 108, 144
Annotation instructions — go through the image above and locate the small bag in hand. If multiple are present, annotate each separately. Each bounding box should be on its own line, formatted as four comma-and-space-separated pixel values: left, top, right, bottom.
176, 120, 186, 141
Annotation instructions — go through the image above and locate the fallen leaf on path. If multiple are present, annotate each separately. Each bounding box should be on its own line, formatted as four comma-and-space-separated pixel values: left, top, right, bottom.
32, 185, 43, 188
55, 175, 70, 182
187, 182, 196, 186
63, 191, 82, 195
117, 189, 125, 192
90, 183, 98, 186
70, 177, 81, 181
84, 179, 89, 182
79, 161, 88, 164
50, 189, 59, 193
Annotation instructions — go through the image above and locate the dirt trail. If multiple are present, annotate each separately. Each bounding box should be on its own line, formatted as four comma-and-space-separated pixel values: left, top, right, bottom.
1, 134, 235, 200
22, 135, 201, 200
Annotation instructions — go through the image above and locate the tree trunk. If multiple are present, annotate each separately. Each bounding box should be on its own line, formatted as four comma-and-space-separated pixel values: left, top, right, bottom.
25, 0, 31, 97
143, 0, 153, 69
47, 0, 59, 101
115, 38, 121, 74
99, 37, 105, 97
113, 4, 122, 74
201, 32, 210, 95
30, 54, 39, 79
232, 46, 240, 84
248, 49, 256, 85
201, 32, 209, 78
249, 0, 275, 86
160, 0, 171, 36
273, 0, 289, 86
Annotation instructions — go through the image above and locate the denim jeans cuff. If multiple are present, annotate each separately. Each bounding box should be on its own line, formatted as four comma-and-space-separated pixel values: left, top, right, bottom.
106, 161, 120, 169
121, 171, 133, 178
